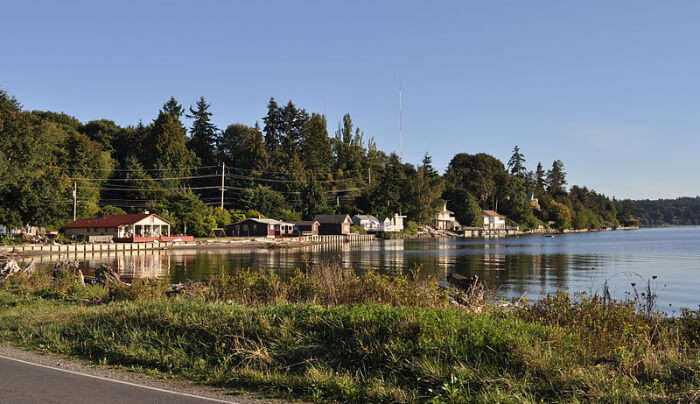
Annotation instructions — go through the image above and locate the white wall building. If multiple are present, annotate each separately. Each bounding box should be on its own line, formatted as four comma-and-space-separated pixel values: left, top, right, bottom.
481, 210, 506, 230
352, 215, 381, 232
381, 213, 406, 232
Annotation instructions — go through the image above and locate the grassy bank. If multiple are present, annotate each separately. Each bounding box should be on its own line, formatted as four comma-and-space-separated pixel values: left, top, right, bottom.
0, 266, 697, 403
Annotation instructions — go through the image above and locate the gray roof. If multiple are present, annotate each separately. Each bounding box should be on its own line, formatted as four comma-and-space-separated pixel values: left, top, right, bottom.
232, 218, 293, 226
314, 214, 351, 224
293, 221, 319, 226
352, 214, 379, 222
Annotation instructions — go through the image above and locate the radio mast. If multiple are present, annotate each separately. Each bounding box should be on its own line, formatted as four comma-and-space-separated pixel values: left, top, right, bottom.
399, 81, 403, 159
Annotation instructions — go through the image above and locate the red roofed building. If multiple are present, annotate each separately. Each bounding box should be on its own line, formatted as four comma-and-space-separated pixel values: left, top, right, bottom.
62, 213, 172, 242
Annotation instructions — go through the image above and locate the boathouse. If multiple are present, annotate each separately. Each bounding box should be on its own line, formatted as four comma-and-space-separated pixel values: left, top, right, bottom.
62, 213, 171, 242
314, 214, 352, 235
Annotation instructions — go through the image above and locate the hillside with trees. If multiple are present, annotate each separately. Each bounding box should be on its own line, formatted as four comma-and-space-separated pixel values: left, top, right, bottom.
632, 197, 700, 226
0, 89, 637, 236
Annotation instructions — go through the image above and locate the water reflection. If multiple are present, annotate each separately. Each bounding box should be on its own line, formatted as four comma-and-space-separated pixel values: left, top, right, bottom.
35, 227, 700, 310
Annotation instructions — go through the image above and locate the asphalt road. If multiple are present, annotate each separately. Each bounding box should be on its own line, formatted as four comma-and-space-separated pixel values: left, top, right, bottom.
0, 355, 241, 404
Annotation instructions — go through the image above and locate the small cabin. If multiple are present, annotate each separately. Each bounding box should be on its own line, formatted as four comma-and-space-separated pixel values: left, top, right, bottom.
314, 214, 352, 235
293, 220, 319, 236
225, 218, 294, 237
226, 218, 276, 237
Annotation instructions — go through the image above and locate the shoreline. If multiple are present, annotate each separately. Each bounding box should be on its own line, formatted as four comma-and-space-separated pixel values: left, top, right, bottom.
1, 234, 375, 259
2, 227, 643, 259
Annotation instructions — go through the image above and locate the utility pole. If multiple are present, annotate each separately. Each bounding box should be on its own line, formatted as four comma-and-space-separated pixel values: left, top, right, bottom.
72, 182, 77, 221
220, 162, 225, 210
368, 167, 372, 186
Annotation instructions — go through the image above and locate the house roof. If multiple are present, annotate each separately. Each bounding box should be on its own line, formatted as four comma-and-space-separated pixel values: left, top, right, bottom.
62, 213, 170, 229
352, 214, 379, 222
232, 218, 292, 226
314, 214, 351, 224
293, 221, 319, 226
482, 210, 504, 218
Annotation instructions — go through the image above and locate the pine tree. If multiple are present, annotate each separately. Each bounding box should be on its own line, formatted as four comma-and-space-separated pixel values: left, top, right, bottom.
143, 111, 195, 173
162, 97, 184, 119
408, 154, 444, 224
547, 160, 567, 195
186, 97, 218, 166
535, 162, 546, 192
263, 98, 283, 153
300, 113, 332, 177
507, 145, 526, 177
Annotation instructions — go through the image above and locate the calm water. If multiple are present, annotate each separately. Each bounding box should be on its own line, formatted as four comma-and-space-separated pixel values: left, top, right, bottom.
34, 227, 700, 312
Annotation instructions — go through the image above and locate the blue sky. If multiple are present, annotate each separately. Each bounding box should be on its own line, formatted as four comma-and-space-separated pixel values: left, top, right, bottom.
2, 1, 699, 199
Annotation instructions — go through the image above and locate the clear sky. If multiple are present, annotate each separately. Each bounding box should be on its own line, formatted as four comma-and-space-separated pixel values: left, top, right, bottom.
2, 1, 699, 200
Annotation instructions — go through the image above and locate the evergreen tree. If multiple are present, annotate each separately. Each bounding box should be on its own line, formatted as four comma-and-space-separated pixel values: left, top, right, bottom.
187, 97, 218, 166
263, 98, 283, 153
546, 160, 567, 196
507, 145, 526, 178
535, 162, 546, 193
162, 97, 184, 119
300, 113, 332, 177
408, 154, 444, 224
218, 123, 267, 171
143, 110, 196, 173
280, 100, 309, 159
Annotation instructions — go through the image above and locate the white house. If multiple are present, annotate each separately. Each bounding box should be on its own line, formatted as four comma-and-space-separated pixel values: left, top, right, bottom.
62, 213, 171, 240
352, 215, 381, 232
481, 210, 506, 230
381, 213, 406, 232
433, 201, 459, 231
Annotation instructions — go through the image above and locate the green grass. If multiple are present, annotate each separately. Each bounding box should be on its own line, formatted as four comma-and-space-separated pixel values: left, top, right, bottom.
0, 268, 697, 403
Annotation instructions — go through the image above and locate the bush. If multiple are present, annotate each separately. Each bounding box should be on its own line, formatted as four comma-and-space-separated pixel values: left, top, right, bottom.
350, 224, 366, 234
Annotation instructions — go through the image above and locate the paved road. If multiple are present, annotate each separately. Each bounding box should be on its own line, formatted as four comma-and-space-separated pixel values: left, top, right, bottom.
0, 355, 240, 404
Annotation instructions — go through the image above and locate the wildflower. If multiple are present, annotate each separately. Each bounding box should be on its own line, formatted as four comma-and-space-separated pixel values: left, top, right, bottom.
653, 378, 659, 384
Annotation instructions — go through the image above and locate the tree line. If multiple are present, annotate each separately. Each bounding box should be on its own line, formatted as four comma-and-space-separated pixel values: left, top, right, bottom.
0, 89, 637, 236
632, 197, 700, 226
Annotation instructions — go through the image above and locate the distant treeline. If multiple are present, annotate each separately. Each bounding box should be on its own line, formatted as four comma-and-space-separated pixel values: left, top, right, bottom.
0, 89, 636, 236
632, 197, 700, 226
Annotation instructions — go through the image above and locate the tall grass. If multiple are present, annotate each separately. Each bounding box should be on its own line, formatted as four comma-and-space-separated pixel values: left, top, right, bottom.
0, 265, 697, 403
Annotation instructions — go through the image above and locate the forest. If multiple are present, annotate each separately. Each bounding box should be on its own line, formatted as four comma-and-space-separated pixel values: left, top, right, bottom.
632, 197, 700, 226
0, 89, 638, 236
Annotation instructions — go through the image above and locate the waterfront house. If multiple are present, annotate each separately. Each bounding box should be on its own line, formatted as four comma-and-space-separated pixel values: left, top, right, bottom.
381, 213, 407, 232
314, 214, 352, 235
293, 220, 319, 236
482, 210, 506, 230
351, 214, 381, 232
226, 218, 294, 237
433, 201, 459, 231
62, 213, 171, 242
527, 193, 541, 210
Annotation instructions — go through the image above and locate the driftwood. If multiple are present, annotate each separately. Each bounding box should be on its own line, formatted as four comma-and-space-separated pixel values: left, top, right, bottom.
0, 256, 35, 280
52, 261, 85, 286
94, 264, 124, 286
165, 282, 196, 298
446, 273, 486, 312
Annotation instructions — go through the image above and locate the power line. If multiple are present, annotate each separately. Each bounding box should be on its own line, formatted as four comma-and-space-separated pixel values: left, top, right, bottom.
70, 174, 220, 181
